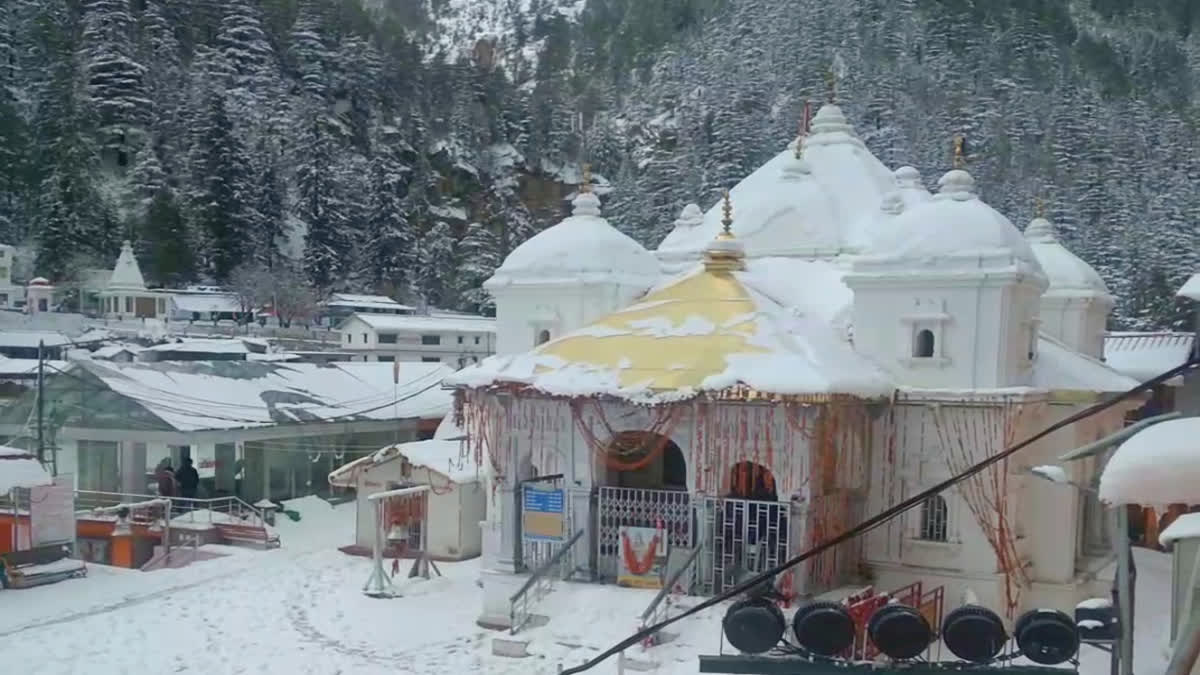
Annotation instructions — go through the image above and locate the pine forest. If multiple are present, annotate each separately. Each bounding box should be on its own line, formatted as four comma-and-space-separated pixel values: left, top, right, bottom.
0, 0, 1197, 327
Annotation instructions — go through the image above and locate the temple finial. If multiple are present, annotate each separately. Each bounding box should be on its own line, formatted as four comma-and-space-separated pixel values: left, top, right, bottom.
579, 163, 592, 194
952, 135, 965, 170
1034, 195, 1046, 219
719, 190, 734, 238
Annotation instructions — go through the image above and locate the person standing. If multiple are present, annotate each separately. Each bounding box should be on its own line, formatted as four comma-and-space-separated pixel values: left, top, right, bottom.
156, 459, 177, 498
176, 457, 200, 500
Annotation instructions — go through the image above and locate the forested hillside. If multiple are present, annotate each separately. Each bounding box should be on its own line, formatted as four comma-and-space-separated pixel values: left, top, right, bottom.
0, 0, 1197, 328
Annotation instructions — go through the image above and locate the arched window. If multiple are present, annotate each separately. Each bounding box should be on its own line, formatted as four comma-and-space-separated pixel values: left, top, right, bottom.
913, 329, 935, 358
536, 329, 551, 345
919, 495, 948, 542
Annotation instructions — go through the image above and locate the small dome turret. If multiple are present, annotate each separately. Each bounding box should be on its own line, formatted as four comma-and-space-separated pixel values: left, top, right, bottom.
487, 180, 659, 289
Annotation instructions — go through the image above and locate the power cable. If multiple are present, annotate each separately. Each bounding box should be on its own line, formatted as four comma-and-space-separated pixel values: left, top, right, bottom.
559, 357, 1199, 674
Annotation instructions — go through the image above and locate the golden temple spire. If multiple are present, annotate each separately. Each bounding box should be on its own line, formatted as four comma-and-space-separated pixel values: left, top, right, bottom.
1034, 195, 1046, 219
579, 163, 593, 194
719, 189, 734, 239
703, 189, 744, 272
952, 135, 965, 169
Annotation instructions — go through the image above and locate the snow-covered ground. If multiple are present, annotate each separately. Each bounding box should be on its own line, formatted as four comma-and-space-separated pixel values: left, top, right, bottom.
0, 496, 1176, 674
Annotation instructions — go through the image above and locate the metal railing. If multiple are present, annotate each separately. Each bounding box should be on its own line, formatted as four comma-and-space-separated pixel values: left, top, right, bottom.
75, 491, 269, 537
509, 529, 585, 635
638, 543, 705, 645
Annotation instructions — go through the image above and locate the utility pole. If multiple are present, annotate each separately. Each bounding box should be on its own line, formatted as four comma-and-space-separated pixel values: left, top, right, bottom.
36, 339, 45, 466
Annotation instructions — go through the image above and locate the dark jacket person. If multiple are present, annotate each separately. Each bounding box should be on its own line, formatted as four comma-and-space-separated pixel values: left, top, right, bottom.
176, 457, 200, 500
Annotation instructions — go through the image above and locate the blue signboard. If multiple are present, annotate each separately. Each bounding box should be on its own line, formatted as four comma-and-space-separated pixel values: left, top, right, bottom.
523, 488, 565, 542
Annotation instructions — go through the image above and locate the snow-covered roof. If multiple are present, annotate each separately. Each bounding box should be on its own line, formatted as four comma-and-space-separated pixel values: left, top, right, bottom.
1178, 273, 1200, 301
1100, 417, 1200, 507
170, 293, 242, 314
247, 353, 300, 362
77, 360, 453, 432
0, 446, 52, 493
106, 240, 147, 292
656, 104, 894, 269
327, 437, 478, 488
92, 344, 143, 359
143, 339, 251, 354
1024, 217, 1112, 299
1103, 332, 1193, 383
1034, 334, 1139, 393
449, 236, 893, 402
342, 313, 496, 335
1160, 512, 1200, 546
0, 330, 76, 348
0, 358, 70, 376
863, 169, 1044, 277
326, 293, 414, 311
487, 190, 660, 288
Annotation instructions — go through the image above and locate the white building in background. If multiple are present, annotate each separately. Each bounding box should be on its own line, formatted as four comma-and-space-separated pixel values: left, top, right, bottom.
168, 290, 246, 323
24, 278, 55, 314
321, 293, 414, 325
336, 313, 496, 368
98, 241, 169, 320
0, 244, 24, 310
448, 101, 1141, 629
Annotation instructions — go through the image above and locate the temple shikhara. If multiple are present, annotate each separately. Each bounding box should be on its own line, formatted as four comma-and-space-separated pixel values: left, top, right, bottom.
446, 99, 1139, 630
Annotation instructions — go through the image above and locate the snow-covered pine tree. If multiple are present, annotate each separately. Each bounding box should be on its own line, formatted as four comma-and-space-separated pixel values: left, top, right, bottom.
193, 89, 254, 281
137, 0, 188, 170
295, 112, 351, 290
364, 130, 416, 295
288, 4, 330, 102
416, 221, 459, 310
217, 0, 275, 92
251, 136, 286, 269
80, 0, 151, 170
332, 35, 382, 151
456, 221, 499, 313
139, 186, 195, 286
127, 138, 167, 223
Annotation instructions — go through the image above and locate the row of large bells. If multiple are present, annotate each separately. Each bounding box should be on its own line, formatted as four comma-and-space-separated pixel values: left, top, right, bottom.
723, 597, 1080, 665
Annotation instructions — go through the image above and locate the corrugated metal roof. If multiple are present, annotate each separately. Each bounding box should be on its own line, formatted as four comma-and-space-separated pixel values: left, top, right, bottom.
1103, 331, 1194, 382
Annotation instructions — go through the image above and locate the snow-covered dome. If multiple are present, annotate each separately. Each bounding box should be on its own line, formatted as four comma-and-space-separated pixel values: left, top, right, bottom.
866, 169, 1042, 273
656, 103, 895, 264
846, 166, 933, 249
1024, 217, 1111, 297
27, 277, 50, 286
486, 190, 660, 288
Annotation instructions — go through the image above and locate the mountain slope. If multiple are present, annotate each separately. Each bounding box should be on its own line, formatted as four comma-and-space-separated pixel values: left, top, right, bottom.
0, 0, 1196, 329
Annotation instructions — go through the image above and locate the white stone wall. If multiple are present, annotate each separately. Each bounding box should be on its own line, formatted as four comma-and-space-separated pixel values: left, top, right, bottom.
849, 280, 1043, 390
863, 393, 1129, 615
1039, 295, 1112, 359
490, 281, 650, 357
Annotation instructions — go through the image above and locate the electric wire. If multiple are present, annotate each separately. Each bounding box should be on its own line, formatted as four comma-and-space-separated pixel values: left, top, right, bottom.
558, 357, 1200, 674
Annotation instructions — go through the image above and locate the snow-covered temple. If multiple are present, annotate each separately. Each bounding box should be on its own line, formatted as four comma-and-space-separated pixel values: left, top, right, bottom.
446, 102, 1140, 627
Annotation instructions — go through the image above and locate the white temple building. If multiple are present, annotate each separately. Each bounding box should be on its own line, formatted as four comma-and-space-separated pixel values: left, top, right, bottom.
98, 240, 169, 320
445, 102, 1139, 629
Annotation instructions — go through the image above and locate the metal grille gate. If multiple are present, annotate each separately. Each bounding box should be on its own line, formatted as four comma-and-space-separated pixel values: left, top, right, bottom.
700, 497, 791, 595
596, 486, 693, 580
594, 486, 790, 595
